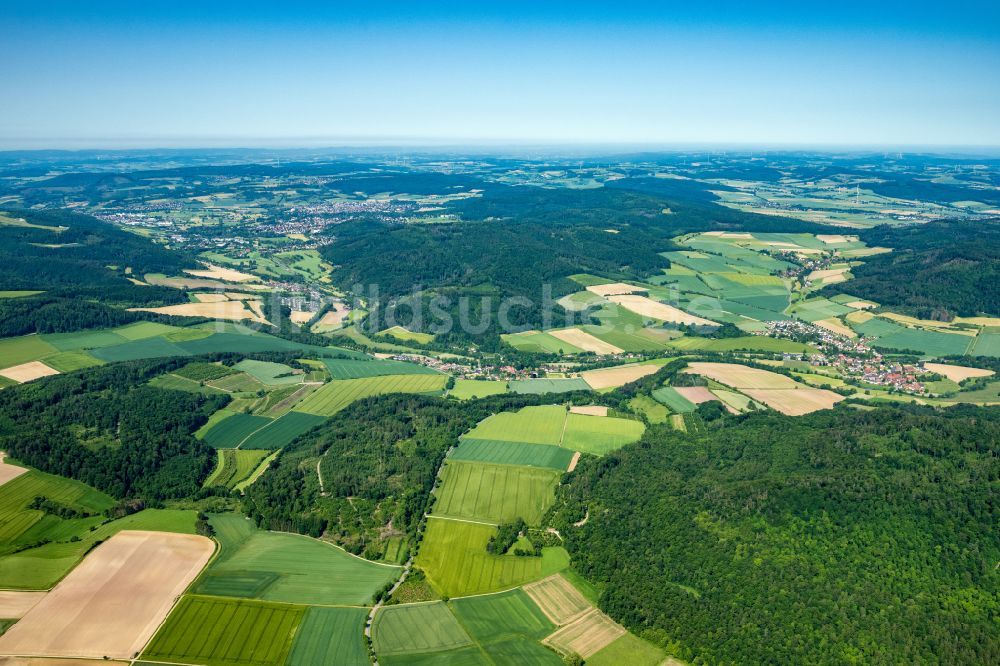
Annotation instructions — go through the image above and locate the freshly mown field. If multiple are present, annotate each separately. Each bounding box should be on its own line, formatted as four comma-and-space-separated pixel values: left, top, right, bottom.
542, 608, 626, 659
201, 413, 274, 448
448, 379, 509, 400
287, 606, 369, 666
203, 449, 272, 489
373, 601, 474, 657
416, 518, 569, 598
523, 574, 593, 625
561, 414, 645, 456
0, 530, 214, 660
42, 351, 103, 373
628, 394, 670, 423
196, 513, 400, 605
207, 371, 267, 393
321, 357, 441, 379
667, 335, 816, 354
143, 595, 304, 666
502, 330, 585, 354
462, 405, 566, 445
434, 462, 561, 525
585, 633, 669, 666
295, 374, 448, 416
149, 372, 226, 394
449, 439, 574, 471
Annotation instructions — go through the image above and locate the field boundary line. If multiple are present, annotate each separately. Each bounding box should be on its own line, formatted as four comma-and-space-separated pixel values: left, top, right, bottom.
267, 529, 404, 569
423, 514, 498, 528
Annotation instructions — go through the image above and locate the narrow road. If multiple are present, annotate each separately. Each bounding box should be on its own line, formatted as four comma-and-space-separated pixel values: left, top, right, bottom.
366, 557, 413, 665
315, 458, 325, 495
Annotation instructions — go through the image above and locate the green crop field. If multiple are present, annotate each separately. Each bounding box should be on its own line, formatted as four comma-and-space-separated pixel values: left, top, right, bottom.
434, 462, 560, 525
971, 332, 1000, 357
42, 350, 102, 372
0, 335, 57, 367
321, 357, 441, 379
208, 371, 267, 392
652, 386, 696, 413
239, 411, 327, 449
0, 469, 112, 547
509, 378, 592, 394
90, 336, 191, 362
628, 395, 670, 424
586, 633, 667, 666
448, 379, 509, 400
196, 514, 400, 605
150, 372, 226, 394
450, 588, 554, 644
201, 413, 274, 448
580, 325, 675, 352
502, 331, 585, 354
204, 449, 272, 488
42, 329, 128, 351
561, 414, 645, 456
234, 359, 304, 385
373, 601, 474, 657
668, 335, 816, 354
450, 439, 574, 470
287, 606, 369, 666
232, 451, 279, 493
789, 297, 855, 322
416, 518, 569, 597
295, 374, 448, 416
463, 405, 567, 445
143, 595, 304, 666
378, 325, 436, 343
482, 637, 563, 665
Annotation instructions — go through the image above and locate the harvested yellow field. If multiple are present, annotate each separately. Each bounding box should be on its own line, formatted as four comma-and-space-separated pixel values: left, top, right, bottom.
192, 292, 228, 303
807, 267, 849, 284
224, 292, 261, 300
608, 295, 717, 326
585, 282, 647, 297
955, 316, 1000, 327
569, 405, 609, 416
245, 300, 268, 322
289, 310, 314, 324
0, 531, 213, 660
312, 308, 350, 331
846, 310, 874, 324
844, 300, 877, 310
0, 454, 28, 487
686, 362, 798, 389
923, 362, 994, 383
881, 312, 958, 328
567, 451, 581, 472
0, 591, 46, 618
817, 234, 855, 244
0, 659, 114, 666
549, 328, 623, 354
523, 574, 592, 625
673, 386, 717, 404
184, 263, 260, 283
703, 231, 752, 238
132, 300, 265, 323
742, 388, 844, 416
815, 317, 856, 338
543, 608, 625, 658
582, 363, 660, 390
0, 361, 60, 383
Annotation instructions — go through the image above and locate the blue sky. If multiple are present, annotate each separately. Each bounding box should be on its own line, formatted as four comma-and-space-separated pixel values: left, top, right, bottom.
1, 1, 998, 148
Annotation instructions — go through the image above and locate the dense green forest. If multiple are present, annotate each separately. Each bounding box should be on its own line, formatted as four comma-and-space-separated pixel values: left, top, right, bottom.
823, 219, 1000, 318
244, 393, 566, 557
0, 208, 192, 307
0, 359, 226, 498
555, 405, 1000, 665
321, 183, 841, 347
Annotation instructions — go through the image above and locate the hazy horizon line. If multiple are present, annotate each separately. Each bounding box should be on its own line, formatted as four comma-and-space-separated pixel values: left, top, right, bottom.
2, 137, 1000, 158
